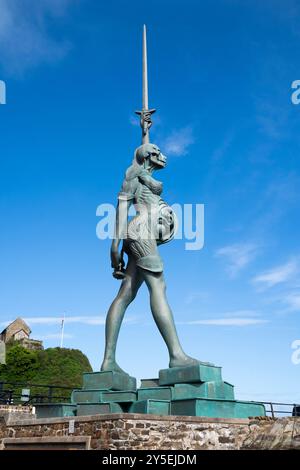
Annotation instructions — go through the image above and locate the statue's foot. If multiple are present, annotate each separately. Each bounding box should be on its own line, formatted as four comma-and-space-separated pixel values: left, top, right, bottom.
169, 354, 214, 368
101, 360, 129, 375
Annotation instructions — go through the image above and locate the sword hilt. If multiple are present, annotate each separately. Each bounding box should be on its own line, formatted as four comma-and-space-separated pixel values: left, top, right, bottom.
135, 108, 156, 144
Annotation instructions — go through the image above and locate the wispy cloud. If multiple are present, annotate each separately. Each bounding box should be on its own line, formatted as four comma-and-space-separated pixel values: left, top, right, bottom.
26, 316, 107, 326
0, 315, 138, 328
280, 293, 300, 312
185, 291, 209, 305
211, 129, 235, 161
162, 126, 195, 156
180, 318, 268, 327
38, 333, 73, 340
215, 242, 259, 277
0, 0, 78, 74
255, 99, 289, 141
252, 260, 299, 289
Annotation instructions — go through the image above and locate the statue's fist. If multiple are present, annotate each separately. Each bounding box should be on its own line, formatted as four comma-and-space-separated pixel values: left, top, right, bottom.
111, 249, 124, 271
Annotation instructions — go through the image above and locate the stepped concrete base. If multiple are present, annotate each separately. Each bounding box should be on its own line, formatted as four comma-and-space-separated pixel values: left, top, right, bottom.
35, 366, 265, 419
138, 381, 234, 401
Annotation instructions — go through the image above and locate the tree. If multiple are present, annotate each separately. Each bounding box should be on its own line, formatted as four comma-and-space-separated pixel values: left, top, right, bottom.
0, 344, 92, 399
0, 343, 39, 382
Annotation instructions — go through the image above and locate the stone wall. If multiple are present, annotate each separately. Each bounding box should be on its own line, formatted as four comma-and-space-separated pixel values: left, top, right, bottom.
0, 405, 32, 414
2, 412, 298, 450
242, 416, 300, 450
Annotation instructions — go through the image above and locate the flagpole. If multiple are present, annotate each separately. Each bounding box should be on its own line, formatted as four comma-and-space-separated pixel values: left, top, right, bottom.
60, 312, 65, 348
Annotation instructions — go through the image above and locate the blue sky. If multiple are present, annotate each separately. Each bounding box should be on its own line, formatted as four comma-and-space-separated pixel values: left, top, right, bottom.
0, 0, 299, 404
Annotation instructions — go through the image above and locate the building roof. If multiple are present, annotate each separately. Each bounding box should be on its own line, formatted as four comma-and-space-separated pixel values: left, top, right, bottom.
0, 317, 31, 336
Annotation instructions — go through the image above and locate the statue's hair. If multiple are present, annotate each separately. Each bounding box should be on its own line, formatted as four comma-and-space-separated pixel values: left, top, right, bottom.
135, 143, 154, 164
124, 143, 156, 181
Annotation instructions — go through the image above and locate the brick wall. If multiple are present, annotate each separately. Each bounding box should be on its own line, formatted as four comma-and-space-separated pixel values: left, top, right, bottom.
1, 412, 292, 450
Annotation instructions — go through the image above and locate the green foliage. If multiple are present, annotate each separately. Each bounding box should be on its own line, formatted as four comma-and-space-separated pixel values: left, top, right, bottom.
0, 344, 39, 382
0, 344, 92, 399
35, 347, 92, 388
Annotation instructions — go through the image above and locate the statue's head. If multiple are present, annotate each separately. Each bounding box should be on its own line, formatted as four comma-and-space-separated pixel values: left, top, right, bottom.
135, 143, 166, 170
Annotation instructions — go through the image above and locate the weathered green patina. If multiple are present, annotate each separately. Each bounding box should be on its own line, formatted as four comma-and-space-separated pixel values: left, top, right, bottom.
171, 399, 265, 419
159, 364, 222, 386
76, 402, 123, 416
140, 378, 160, 388
130, 399, 170, 416
82, 371, 136, 391
35, 404, 76, 419
138, 381, 234, 401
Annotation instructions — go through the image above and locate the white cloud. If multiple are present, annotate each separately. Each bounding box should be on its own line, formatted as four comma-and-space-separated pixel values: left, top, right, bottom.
211, 129, 235, 161
181, 318, 268, 326
162, 126, 195, 156
38, 333, 73, 340
0, 315, 137, 328
222, 309, 261, 318
185, 291, 209, 305
25, 316, 106, 326
215, 243, 258, 277
282, 293, 300, 311
252, 260, 298, 289
0, 0, 77, 74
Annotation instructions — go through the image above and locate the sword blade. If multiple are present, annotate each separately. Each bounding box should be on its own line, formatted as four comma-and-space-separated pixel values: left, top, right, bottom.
142, 24, 148, 111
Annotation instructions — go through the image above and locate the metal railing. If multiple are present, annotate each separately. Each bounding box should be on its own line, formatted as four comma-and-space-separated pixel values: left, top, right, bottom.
0, 381, 74, 405
259, 401, 300, 418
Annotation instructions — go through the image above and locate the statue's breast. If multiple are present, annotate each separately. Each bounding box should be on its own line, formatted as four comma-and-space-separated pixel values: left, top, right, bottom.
156, 199, 177, 245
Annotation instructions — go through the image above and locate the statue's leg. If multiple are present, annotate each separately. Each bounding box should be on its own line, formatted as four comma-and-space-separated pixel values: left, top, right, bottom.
101, 256, 143, 373
142, 269, 199, 368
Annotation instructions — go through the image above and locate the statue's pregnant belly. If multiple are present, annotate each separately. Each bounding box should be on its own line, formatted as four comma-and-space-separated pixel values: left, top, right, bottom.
127, 199, 177, 245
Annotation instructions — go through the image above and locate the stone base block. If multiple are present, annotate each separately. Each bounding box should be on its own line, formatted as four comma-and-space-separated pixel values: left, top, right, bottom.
129, 399, 170, 416
71, 389, 104, 404
35, 404, 77, 419
76, 402, 123, 416
140, 378, 159, 388
171, 398, 265, 418
159, 364, 222, 385
101, 390, 137, 403
72, 389, 136, 404
137, 387, 172, 401
137, 381, 234, 402
82, 371, 136, 391
173, 381, 234, 400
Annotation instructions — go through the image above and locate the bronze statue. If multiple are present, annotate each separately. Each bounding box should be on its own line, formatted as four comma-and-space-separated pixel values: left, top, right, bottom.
101, 26, 199, 374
